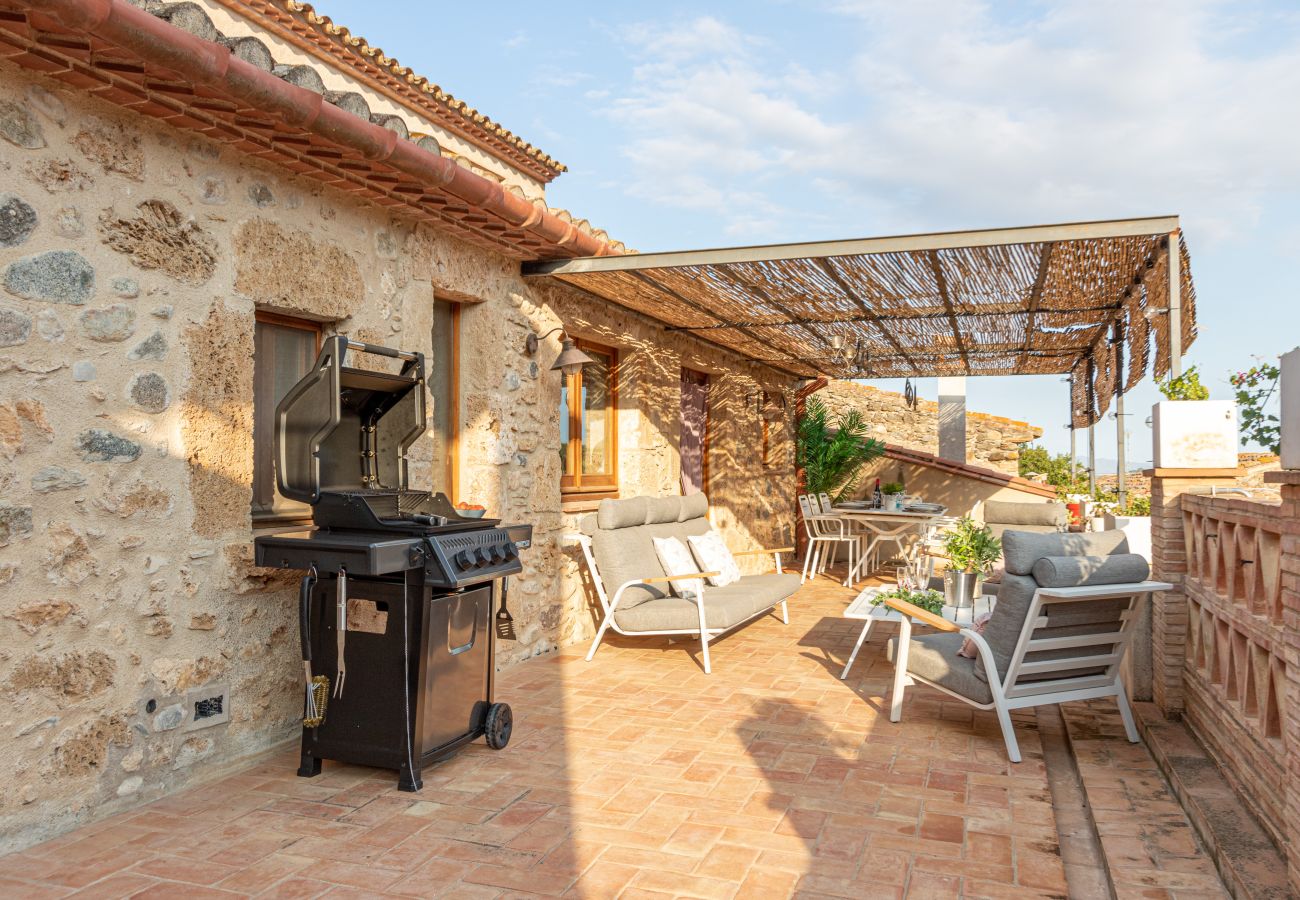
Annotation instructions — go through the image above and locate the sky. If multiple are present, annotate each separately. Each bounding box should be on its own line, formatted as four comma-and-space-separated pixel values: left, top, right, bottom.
322, 0, 1299, 469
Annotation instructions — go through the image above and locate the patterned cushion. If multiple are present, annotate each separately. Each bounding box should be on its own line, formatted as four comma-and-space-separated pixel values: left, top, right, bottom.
687, 530, 741, 587
652, 536, 703, 598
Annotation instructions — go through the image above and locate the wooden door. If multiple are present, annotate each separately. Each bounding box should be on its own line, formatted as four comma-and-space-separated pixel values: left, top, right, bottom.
680, 368, 709, 495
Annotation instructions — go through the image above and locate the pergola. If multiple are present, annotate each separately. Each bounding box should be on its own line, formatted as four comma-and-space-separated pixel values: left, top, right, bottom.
523, 216, 1198, 434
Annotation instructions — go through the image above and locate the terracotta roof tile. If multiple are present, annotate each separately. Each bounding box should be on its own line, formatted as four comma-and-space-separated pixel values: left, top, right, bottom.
884, 444, 1058, 499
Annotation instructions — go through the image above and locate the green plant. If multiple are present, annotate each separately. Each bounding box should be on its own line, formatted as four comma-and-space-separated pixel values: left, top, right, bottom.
1018, 444, 1090, 498
871, 587, 945, 615
1157, 365, 1211, 401
881, 481, 905, 495
796, 396, 886, 502
1230, 361, 1281, 454
1124, 495, 1151, 517
942, 517, 1002, 574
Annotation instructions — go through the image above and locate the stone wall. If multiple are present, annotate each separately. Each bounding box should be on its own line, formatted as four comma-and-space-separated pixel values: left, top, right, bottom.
0, 64, 796, 849
820, 380, 1041, 474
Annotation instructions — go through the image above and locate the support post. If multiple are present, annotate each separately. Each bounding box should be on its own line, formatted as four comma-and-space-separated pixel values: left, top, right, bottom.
1114, 320, 1127, 509
1069, 424, 1077, 483
1116, 392, 1127, 508
1168, 231, 1182, 378
1088, 424, 1096, 497
938, 376, 967, 464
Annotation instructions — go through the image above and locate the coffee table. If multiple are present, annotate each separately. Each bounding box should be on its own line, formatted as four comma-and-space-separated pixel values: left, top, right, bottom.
839, 587, 995, 679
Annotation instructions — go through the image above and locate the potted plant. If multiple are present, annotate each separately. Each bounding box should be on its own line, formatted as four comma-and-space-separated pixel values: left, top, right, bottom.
1103, 494, 1152, 559
796, 397, 886, 502
1151, 365, 1238, 469
881, 481, 906, 511
941, 517, 1001, 609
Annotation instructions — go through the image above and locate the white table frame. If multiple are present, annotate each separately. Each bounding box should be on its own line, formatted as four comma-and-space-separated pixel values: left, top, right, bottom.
839, 586, 994, 679
833, 506, 947, 586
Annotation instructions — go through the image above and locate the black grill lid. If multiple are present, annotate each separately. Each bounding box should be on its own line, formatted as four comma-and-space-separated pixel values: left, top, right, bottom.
275, 335, 427, 504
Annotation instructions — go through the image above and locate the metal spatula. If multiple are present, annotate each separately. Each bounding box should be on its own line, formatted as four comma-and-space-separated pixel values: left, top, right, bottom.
496, 576, 516, 641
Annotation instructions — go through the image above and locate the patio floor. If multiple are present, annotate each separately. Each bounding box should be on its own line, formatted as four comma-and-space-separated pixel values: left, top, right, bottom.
0, 572, 1226, 899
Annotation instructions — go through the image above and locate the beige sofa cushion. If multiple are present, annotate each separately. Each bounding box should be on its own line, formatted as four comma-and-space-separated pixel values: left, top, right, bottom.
614, 573, 800, 633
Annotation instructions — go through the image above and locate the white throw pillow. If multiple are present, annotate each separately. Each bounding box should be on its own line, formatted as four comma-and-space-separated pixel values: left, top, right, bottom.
651, 536, 703, 598
687, 530, 741, 587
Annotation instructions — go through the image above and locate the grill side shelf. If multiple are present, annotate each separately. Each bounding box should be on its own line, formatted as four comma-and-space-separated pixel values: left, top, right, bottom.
254, 530, 423, 577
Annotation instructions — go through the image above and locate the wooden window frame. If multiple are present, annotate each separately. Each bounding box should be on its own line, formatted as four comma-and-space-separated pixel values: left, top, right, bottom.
432, 299, 461, 503
252, 311, 322, 526
561, 339, 619, 501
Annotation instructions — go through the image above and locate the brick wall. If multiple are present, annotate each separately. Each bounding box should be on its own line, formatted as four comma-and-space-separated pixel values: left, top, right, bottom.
1152, 467, 1300, 891
820, 381, 1042, 475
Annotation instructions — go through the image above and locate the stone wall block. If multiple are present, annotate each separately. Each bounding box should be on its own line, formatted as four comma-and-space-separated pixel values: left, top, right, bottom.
0, 307, 32, 347
0, 98, 44, 148
75, 428, 141, 463
0, 194, 38, 247
99, 200, 216, 284
3, 250, 94, 304
80, 303, 136, 342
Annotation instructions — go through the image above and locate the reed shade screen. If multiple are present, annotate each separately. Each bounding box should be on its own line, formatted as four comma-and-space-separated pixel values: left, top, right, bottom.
526, 220, 1198, 429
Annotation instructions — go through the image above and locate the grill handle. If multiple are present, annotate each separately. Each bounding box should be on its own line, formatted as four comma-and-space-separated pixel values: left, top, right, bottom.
345, 339, 418, 362
299, 566, 317, 664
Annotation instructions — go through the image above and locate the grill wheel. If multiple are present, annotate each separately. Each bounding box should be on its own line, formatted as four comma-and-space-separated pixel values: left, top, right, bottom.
485, 702, 513, 750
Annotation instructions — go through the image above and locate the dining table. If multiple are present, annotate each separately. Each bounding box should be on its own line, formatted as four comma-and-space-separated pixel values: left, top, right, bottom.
831, 503, 949, 586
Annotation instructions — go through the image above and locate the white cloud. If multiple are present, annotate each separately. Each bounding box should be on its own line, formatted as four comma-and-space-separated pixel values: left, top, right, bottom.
601, 2, 1300, 245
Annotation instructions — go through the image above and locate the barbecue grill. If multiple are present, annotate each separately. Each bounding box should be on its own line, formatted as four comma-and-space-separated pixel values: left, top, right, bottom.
254, 336, 531, 791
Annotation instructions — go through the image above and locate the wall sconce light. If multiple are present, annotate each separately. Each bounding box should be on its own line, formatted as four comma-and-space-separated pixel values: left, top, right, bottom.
525, 327, 594, 377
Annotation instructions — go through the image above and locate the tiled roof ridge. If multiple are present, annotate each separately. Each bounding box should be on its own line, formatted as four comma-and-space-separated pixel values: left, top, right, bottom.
884, 444, 1059, 499
9, 0, 627, 258
215, 0, 566, 179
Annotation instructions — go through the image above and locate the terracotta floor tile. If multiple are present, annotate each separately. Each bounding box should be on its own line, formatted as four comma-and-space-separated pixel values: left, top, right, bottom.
2, 574, 1231, 900
257, 876, 334, 899
65, 873, 160, 899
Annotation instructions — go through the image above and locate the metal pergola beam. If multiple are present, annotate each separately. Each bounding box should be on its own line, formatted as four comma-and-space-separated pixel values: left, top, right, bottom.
522, 215, 1182, 276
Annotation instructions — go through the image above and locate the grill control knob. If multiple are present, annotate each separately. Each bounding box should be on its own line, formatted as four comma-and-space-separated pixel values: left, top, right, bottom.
490, 544, 505, 563
474, 547, 493, 567
454, 549, 474, 570
504, 542, 519, 560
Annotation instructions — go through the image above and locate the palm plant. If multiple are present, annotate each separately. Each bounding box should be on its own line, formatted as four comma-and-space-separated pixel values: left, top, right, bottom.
796, 396, 885, 503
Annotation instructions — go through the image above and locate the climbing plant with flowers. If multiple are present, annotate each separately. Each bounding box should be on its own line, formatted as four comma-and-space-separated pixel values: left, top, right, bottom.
1230, 361, 1281, 454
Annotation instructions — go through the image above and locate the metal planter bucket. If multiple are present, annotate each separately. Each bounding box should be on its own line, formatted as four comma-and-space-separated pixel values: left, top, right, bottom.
944, 570, 982, 609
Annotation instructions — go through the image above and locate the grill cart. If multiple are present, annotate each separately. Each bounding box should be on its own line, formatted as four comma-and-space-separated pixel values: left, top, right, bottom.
254, 336, 531, 791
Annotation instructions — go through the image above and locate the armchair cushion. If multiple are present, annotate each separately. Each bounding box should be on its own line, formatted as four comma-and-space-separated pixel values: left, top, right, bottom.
887, 632, 993, 705
687, 530, 741, 587
972, 573, 1038, 683
1032, 553, 1150, 588
984, 500, 1068, 528
1001, 530, 1130, 576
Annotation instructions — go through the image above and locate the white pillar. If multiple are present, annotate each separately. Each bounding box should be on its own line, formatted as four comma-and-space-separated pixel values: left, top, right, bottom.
938, 376, 967, 464
1282, 347, 1300, 469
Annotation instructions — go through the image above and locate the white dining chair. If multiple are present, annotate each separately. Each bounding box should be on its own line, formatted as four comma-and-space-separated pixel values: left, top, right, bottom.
799, 495, 858, 585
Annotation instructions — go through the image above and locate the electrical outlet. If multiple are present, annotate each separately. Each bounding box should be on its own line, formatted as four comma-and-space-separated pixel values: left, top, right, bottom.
182, 683, 230, 731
